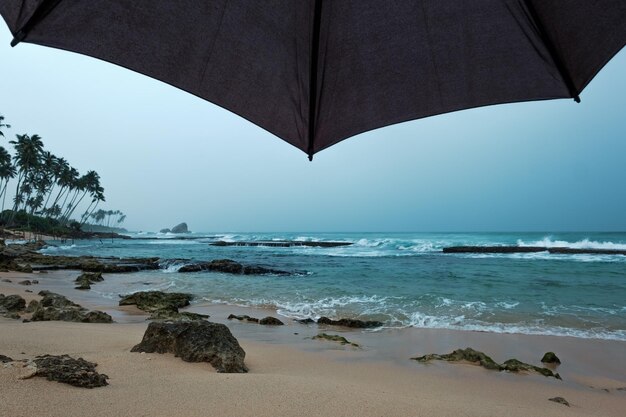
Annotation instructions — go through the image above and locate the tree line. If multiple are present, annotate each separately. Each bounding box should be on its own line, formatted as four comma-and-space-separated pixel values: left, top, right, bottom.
0, 114, 124, 233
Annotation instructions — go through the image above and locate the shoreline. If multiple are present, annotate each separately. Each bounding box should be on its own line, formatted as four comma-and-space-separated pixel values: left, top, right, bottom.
1, 269, 626, 416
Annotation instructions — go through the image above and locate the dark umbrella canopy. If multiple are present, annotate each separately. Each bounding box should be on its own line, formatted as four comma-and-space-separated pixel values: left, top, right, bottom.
1, 1, 625, 159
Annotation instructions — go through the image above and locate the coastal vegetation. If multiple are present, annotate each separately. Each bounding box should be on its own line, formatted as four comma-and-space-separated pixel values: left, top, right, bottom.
0, 114, 124, 237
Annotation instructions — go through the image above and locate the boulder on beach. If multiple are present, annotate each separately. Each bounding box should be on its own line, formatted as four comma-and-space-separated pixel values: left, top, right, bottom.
148, 310, 209, 322
131, 321, 248, 373
0, 294, 26, 312
118, 291, 193, 312
259, 316, 284, 325
30, 354, 109, 388
541, 351, 561, 364
313, 333, 360, 347
228, 314, 259, 323
74, 272, 104, 290
171, 223, 190, 234
0, 354, 13, 363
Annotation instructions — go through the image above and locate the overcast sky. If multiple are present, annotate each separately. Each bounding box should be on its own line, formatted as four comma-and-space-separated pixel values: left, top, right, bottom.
0, 28, 624, 233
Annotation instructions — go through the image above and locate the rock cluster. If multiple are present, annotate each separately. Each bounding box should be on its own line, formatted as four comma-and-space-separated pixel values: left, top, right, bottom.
131, 321, 248, 373
160, 223, 190, 234
228, 314, 284, 325
29, 291, 113, 323
31, 354, 109, 388
412, 347, 561, 379
317, 316, 383, 329
178, 259, 289, 275
118, 291, 205, 322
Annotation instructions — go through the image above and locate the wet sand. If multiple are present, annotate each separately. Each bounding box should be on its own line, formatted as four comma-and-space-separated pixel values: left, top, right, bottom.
1, 270, 625, 417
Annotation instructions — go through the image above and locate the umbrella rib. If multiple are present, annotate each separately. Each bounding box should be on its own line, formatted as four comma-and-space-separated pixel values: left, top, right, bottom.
307, 0, 323, 161
10, 0, 63, 47
522, 0, 581, 103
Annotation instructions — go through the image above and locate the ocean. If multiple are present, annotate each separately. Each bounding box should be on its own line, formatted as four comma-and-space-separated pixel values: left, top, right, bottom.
39, 232, 626, 341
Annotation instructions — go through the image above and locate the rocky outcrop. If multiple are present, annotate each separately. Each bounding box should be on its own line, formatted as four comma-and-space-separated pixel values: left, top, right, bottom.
412, 347, 561, 379
313, 333, 359, 347
30, 291, 113, 323
118, 291, 193, 312
31, 354, 109, 388
177, 259, 290, 275
227, 314, 283, 325
131, 321, 247, 373
159, 228, 171, 234
0, 354, 13, 363
317, 316, 384, 329
170, 223, 189, 234
443, 246, 626, 256
74, 272, 104, 290
0, 294, 26, 311
541, 351, 561, 364
210, 240, 353, 248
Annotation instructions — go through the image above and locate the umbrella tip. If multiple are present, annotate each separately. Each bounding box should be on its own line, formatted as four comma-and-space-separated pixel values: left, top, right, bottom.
573, 95, 581, 103
10, 30, 26, 47
308, 154, 313, 162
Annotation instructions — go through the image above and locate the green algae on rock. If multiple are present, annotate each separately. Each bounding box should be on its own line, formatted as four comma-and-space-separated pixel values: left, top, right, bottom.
313, 333, 360, 347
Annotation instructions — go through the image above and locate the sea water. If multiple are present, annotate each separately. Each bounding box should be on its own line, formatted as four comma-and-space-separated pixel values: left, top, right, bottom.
39, 232, 626, 340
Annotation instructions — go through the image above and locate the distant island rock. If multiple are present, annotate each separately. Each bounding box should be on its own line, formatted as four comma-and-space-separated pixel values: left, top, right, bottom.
160, 222, 190, 234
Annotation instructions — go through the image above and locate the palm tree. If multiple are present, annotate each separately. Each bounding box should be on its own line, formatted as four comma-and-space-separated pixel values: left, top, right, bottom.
9, 134, 44, 217
0, 146, 16, 219
0, 115, 10, 138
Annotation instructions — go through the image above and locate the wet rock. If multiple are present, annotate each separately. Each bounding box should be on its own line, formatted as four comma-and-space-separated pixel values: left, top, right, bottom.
548, 397, 570, 407
313, 333, 359, 347
0, 294, 26, 311
74, 272, 104, 290
18, 280, 32, 286
148, 310, 209, 322
1, 278, 11, 282
25, 300, 40, 313
412, 348, 501, 371
259, 316, 284, 325
412, 348, 561, 379
31, 280, 38, 284
118, 291, 193, 312
159, 228, 171, 234
296, 318, 315, 324
170, 223, 189, 234
131, 321, 247, 373
0, 354, 12, 363
177, 259, 289, 275
541, 352, 561, 364
501, 359, 561, 379
31, 354, 108, 388
317, 316, 384, 329
38, 290, 81, 309
227, 314, 259, 323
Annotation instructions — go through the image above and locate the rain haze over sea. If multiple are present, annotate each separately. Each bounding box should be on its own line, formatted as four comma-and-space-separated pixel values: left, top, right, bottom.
39, 231, 626, 341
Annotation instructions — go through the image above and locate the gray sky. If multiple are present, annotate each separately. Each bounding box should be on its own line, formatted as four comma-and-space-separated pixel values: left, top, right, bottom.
0, 28, 625, 232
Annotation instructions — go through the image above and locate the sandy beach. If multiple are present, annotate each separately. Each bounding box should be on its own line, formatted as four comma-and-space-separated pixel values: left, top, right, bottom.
1, 270, 625, 417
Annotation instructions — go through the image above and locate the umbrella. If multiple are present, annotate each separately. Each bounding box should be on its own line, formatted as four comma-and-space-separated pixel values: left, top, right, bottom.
1, 1, 625, 160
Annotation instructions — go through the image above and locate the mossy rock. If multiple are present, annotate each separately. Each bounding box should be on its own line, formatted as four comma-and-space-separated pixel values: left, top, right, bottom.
541, 351, 561, 364
313, 333, 360, 347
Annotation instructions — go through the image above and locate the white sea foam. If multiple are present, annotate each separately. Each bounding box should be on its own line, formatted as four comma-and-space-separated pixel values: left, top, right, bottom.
518, 237, 626, 250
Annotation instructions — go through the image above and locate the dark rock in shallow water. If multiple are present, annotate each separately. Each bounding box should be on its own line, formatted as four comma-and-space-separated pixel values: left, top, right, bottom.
317, 316, 384, 329
118, 291, 193, 312
1, 278, 11, 283
177, 259, 289, 276
548, 397, 570, 407
74, 272, 104, 290
18, 280, 32, 285
159, 228, 171, 234
541, 351, 561, 364
131, 321, 247, 373
32, 354, 108, 388
170, 223, 189, 233
0, 294, 26, 311
296, 318, 316, 324
412, 347, 561, 379
210, 240, 353, 248
227, 314, 259, 323
0, 354, 13, 363
259, 317, 284, 325
442, 245, 626, 256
